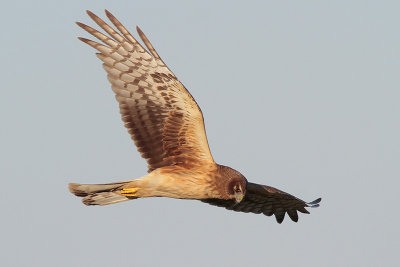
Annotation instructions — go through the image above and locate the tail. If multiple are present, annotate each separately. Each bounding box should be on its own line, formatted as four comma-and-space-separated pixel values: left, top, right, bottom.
68, 181, 136, 206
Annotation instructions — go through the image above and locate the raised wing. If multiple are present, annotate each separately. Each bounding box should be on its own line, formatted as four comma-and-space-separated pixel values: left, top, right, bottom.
77, 10, 214, 172
202, 182, 321, 223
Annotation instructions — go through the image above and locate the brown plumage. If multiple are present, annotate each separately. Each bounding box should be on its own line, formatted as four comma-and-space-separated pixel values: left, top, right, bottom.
69, 10, 321, 224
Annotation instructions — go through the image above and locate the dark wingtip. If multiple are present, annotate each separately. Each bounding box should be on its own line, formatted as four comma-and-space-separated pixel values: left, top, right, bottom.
77, 37, 89, 43
287, 210, 299, 222
104, 9, 113, 19
307, 197, 322, 208
274, 211, 285, 224
76, 21, 86, 28
86, 10, 101, 22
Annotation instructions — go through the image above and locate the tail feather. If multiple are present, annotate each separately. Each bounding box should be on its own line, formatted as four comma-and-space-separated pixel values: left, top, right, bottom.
69, 181, 134, 206
82, 191, 132, 206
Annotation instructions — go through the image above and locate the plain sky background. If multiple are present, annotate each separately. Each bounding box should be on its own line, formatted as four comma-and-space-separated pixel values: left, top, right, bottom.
1, 1, 399, 266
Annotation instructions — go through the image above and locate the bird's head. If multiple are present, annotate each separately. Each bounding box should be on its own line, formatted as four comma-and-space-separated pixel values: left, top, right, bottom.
229, 178, 247, 203
219, 165, 247, 203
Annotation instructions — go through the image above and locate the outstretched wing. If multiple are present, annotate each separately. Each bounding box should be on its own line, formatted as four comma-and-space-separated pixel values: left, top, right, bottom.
202, 182, 321, 223
77, 10, 214, 172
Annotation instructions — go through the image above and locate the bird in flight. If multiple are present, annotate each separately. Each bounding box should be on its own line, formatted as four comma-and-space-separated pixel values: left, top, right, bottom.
69, 10, 321, 224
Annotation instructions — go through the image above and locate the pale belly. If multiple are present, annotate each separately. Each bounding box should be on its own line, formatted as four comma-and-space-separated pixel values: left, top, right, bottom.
132, 167, 218, 199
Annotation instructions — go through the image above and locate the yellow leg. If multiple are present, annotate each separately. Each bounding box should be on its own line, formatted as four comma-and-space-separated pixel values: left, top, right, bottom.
120, 187, 140, 197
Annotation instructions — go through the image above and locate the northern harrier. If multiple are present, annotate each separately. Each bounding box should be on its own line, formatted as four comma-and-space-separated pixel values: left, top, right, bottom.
69, 10, 321, 223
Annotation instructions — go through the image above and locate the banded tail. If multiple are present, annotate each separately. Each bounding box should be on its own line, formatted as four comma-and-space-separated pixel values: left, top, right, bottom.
69, 181, 136, 206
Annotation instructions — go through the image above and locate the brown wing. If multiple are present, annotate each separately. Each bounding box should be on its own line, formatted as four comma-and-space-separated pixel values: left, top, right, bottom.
202, 182, 321, 223
77, 10, 214, 172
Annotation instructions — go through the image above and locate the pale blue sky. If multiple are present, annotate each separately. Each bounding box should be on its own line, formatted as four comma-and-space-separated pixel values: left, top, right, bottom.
1, 1, 399, 266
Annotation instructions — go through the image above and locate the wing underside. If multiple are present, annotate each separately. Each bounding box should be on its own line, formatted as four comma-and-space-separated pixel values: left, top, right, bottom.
77, 10, 215, 172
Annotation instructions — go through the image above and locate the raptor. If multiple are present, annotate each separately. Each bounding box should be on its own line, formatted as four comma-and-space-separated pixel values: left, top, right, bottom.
69, 10, 321, 223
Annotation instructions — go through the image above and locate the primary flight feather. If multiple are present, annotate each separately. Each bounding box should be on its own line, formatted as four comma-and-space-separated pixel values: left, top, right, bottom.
69, 10, 321, 224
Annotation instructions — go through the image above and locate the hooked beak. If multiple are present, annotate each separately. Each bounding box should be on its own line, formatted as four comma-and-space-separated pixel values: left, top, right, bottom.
234, 192, 244, 203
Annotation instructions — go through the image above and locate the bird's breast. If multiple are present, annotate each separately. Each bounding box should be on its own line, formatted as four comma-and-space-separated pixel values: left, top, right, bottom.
139, 165, 222, 199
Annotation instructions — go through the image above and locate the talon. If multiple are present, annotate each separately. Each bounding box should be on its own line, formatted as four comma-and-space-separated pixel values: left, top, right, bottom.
120, 187, 139, 197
